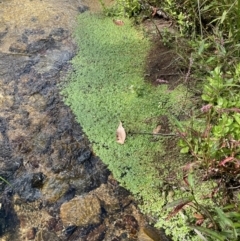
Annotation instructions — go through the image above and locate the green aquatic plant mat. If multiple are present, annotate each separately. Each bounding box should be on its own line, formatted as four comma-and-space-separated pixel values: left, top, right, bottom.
62, 12, 196, 240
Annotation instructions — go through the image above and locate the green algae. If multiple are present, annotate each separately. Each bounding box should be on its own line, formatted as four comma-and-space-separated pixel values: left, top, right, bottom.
61, 12, 198, 240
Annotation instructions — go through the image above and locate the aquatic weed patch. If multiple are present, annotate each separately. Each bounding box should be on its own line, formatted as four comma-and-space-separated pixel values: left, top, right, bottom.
62, 12, 195, 239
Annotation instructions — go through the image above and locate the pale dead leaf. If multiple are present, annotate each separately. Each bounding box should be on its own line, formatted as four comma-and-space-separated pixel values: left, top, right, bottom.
151, 7, 157, 16
113, 19, 124, 26
116, 121, 126, 144
194, 213, 204, 220
153, 125, 161, 134
156, 79, 168, 84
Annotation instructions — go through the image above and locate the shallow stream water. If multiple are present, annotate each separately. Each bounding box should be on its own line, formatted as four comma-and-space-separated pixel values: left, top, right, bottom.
0, 1, 169, 240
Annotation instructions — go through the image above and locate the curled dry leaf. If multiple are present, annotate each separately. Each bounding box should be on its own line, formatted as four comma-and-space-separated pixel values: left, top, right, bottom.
153, 125, 161, 134
182, 161, 200, 172
151, 7, 157, 16
194, 213, 204, 220
196, 219, 204, 226
116, 121, 126, 144
113, 19, 124, 26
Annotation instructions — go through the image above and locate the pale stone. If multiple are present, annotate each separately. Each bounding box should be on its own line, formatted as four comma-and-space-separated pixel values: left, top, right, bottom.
60, 194, 101, 227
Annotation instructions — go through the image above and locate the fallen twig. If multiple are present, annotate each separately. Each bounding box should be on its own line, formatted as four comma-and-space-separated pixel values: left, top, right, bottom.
227, 185, 240, 190
158, 73, 181, 76
129, 131, 177, 136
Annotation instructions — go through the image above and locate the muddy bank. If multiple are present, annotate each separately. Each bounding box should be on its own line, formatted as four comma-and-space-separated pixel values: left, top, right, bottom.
0, 0, 169, 241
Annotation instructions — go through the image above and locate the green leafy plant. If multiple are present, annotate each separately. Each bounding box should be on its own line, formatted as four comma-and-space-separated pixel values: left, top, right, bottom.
162, 0, 240, 40
165, 173, 240, 241
161, 2, 240, 240
161, 0, 240, 85
177, 64, 240, 181
99, 0, 142, 17
193, 205, 240, 241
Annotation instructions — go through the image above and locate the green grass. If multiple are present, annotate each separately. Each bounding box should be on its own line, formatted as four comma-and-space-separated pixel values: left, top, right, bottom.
61, 12, 200, 240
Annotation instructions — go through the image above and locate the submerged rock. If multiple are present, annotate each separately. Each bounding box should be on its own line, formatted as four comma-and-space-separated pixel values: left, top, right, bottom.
60, 194, 101, 227
93, 183, 121, 214
35, 229, 60, 241
85, 224, 106, 241
41, 177, 70, 203
12, 173, 44, 202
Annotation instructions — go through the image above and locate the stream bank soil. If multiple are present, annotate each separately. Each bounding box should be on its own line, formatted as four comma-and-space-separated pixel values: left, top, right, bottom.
0, 0, 170, 241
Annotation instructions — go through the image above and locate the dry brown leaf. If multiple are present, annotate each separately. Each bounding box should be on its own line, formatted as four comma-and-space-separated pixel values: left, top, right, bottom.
116, 121, 126, 144
153, 125, 161, 134
194, 213, 204, 220
113, 19, 124, 26
194, 213, 205, 226
166, 201, 191, 221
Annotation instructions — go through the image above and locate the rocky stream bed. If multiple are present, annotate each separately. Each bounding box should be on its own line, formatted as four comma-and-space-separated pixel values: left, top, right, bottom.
0, 0, 170, 240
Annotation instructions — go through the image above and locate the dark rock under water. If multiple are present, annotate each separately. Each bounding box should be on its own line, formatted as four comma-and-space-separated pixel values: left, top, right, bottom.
0, 0, 170, 240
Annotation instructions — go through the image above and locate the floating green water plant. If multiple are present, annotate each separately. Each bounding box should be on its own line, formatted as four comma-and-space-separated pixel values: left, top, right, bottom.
62, 12, 197, 240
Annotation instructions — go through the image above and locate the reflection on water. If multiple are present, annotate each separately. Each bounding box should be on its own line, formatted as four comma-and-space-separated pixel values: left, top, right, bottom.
0, 0, 82, 53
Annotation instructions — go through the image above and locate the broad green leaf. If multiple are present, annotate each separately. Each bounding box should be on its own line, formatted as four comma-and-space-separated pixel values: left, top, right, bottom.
163, 196, 194, 210
180, 146, 189, 154
222, 204, 235, 210
233, 222, 240, 228
206, 56, 215, 63
225, 212, 240, 218
187, 173, 194, 188
226, 117, 233, 126
215, 207, 234, 228
201, 94, 212, 102
171, 115, 184, 131
217, 97, 224, 107
198, 40, 205, 55
220, 10, 227, 24
234, 113, 240, 125
191, 226, 226, 241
